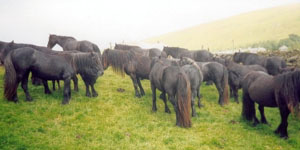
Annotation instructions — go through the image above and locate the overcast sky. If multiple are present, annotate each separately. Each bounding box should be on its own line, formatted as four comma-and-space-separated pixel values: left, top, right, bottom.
0, 0, 299, 49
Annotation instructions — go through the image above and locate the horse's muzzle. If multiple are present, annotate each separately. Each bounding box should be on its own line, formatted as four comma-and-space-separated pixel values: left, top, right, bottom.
97, 71, 104, 77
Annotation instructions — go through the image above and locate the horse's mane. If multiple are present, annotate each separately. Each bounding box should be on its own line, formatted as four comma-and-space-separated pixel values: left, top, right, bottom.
115, 44, 141, 50
53, 34, 76, 40
104, 49, 135, 77
274, 70, 300, 114
182, 57, 201, 73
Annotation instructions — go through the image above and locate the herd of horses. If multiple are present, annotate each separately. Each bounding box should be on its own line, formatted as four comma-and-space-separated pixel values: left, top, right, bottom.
0, 34, 299, 139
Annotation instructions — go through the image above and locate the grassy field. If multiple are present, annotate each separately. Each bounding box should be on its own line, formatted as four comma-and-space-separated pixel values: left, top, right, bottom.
146, 3, 300, 51
0, 66, 300, 150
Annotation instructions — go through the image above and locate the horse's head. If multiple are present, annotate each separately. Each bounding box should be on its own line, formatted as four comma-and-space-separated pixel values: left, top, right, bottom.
179, 57, 194, 66
47, 34, 58, 49
101, 49, 110, 70
114, 43, 120, 50
84, 52, 104, 77
232, 52, 241, 63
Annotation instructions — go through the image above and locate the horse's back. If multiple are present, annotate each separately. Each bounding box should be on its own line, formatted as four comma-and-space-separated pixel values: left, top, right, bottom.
264, 56, 286, 75
193, 50, 213, 62
243, 71, 277, 107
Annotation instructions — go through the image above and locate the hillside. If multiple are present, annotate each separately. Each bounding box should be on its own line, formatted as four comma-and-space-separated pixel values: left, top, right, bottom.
146, 3, 300, 51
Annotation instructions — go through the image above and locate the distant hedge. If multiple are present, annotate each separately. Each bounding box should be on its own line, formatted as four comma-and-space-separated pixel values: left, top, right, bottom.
245, 34, 300, 50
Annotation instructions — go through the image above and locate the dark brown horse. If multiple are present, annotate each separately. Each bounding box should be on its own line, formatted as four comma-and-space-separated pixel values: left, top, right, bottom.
179, 57, 229, 106
233, 52, 286, 75
225, 60, 267, 103
163, 46, 213, 62
4, 47, 103, 104
242, 70, 300, 138
150, 58, 191, 127
101, 48, 151, 97
47, 34, 101, 54
114, 44, 161, 58
0, 41, 80, 92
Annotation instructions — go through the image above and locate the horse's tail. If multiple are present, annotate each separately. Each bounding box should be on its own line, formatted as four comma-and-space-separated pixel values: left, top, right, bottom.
241, 85, 255, 121
176, 73, 192, 128
4, 52, 18, 101
222, 66, 229, 105
92, 44, 101, 54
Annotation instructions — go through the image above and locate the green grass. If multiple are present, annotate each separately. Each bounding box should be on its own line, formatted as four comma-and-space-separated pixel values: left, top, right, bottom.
0, 66, 300, 150
146, 3, 300, 51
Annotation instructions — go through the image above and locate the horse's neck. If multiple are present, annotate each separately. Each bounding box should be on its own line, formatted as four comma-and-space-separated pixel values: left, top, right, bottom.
57, 36, 76, 48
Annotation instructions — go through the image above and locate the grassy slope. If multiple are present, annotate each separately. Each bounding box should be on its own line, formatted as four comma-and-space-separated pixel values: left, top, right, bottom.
0, 66, 300, 150
146, 3, 300, 51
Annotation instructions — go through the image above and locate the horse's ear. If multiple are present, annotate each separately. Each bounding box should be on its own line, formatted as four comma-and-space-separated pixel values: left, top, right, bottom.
8, 40, 14, 46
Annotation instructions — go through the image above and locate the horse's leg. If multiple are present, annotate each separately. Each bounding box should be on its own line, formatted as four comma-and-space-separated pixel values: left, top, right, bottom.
129, 73, 141, 98
191, 90, 197, 117
21, 71, 33, 101
62, 78, 71, 105
215, 81, 224, 106
161, 92, 171, 113
52, 80, 56, 91
258, 105, 268, 124
275, 105, 290, 139
91, 84, 98, 97
42, 80, 52, 94
84, 81, 91, 97
252, 105, 260, 126
230, 87, 234, 98
151, 83, 157, 112
197, 87, 204, 108
57, 80, 61, 89
72, 76, 79, 92
169, 95, 179, 126
136, 78, 145, 96
233, 86, 239, 104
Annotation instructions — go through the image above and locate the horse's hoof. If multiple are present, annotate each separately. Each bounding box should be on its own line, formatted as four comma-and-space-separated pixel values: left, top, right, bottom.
45, 91, 52, 95
92, 93, 98, 97
86, 93, 91, 97
198, 104, 204, 108
165, 109, 171, 114
62, 100, 69, 105
74, 88, 79, 92
192, 113, 198, 117
252, 122, 259, 127
26, 97, 33, 102
152, 108, 157, 112
280, 134, 289, 139
135, 95, 141, 98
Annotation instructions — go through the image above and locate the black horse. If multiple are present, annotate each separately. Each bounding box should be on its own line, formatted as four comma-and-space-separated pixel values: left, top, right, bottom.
163, 46, 189, 58
181, 61, 204, 117
242, 70, 300, 138
4, 47, 103, 104
114, 43, 161, 58
47, 34, 101, 54
225, 60, 267, 103
179, 57, 229, 106
163, 46, 213, 62
233, 52, 286, 75
150, 58, 191, 128
0, 41, 55, 85
0, 41, 80, 92
102, 48, 151, 97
